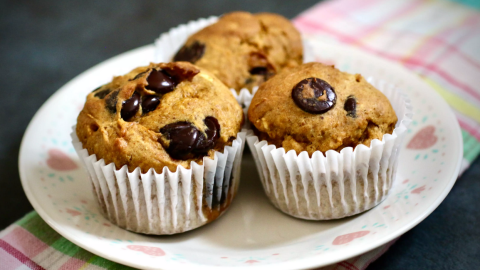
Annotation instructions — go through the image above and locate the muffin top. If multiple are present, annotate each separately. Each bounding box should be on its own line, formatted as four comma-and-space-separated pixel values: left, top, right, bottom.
248, 62, 398, 155
76, 62, 244, 173
173, 11, 303, 91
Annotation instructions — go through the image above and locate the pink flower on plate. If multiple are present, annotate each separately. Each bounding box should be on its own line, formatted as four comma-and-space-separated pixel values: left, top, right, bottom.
411, 185, 426, 194
407, 125, 437, 150
66, 208, 81, 217
332, 231, 370, 245
127, 245, 165, 257
47, 149, 78, 171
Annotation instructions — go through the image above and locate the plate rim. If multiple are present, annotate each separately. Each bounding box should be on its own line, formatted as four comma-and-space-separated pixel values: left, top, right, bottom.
18, 41, 463, 270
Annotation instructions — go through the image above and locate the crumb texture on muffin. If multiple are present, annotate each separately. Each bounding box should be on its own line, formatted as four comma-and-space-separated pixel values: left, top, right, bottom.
173, 11, 303, 91
248, 62, 398, 155
76, 62, 244, 173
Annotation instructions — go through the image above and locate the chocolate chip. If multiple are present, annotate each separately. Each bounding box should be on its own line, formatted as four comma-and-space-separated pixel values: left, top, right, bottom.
105, 90, 120, 113
249, 67, 268, 76
344, 95, 356, 118
193, 117, 221, 155
142, 95, 160, 114
248, 66, 275, 83
159, 117, 221, 160
204, 117, 220, 141
173, 41, 205, 63
130, 71, 148, 81
146, 69, 176, 94
90, 123, 99, 132
120, 92, 140, 120
160, 122, 201, 160
291, 77, 336, 114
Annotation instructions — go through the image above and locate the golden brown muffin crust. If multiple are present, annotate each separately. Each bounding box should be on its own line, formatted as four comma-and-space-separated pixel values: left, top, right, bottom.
248, 62, 398, 155
76, 62, 244, 173
174, 11, 303, 91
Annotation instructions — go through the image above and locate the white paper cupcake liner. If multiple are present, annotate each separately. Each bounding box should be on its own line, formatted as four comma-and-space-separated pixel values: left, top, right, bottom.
246, 77, 412, 220
154, 16, 314, 108
71, 128, 247, 235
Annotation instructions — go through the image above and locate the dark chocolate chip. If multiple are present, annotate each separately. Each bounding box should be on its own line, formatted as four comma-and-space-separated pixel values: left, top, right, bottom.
142, 95, 160, 114
121, 92, 140, 120
204, 116, 220, 141
249, 67, 268, 76
248, 66, 275, 83
94, 88, 111, 99
105, 90, 120, 113
130, 71, 148, 81
160, 122, 201, 160
193, 117, 221, 156
344, 95, 357, 118
291, 77, 336, 114
159, 117, 220, 160
146, 69, 176, 94
90, 124, 99, 132
173, 41, 205, 63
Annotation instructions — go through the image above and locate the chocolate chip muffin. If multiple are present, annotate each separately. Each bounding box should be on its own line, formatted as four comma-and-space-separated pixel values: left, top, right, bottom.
173, 11, 303, 92
248, 62, 398, 155
77, 62, 243, 173
246, 62, 408, 220
74, 62, 246, 234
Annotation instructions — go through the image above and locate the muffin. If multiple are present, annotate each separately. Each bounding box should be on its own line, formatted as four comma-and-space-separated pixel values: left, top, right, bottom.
73, 61, 246, 234
247, 62, 410, 220
172, 11, 303, 92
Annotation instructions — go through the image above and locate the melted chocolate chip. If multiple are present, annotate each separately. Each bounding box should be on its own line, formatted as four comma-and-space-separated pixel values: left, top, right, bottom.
344, 95, 356, 118
142, 95, 160, 114
94, 88, 112, 99
291, 77, 336, 114
193, 117, 221, 156
146, 69, 176, 94
249, 67, 268, 76
173, 41, 205, 63
105, 90, 120, 113
159, 117, 221, 160
160, 122, 200, 160
121, 92, 140, 120
204, 117, 220, 141
130, 71, 148, 81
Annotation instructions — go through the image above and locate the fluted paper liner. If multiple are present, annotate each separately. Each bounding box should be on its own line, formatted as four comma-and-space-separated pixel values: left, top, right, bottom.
71, 128, 246, 235
154, 16, 314, 108
247, 78, 412, 220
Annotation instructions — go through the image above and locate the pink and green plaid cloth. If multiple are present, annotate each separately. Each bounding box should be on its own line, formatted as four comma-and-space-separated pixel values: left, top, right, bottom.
294, 0, 480, 173
3, 0, 480, 269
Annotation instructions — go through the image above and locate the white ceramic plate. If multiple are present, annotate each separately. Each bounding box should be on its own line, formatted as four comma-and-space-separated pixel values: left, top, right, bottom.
19, 36, 462, 270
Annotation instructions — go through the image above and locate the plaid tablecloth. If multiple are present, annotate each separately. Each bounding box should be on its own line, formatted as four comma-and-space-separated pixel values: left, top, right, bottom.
293, 0, 480, 173
2, 0, 480, 269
